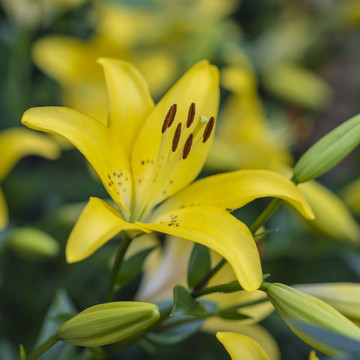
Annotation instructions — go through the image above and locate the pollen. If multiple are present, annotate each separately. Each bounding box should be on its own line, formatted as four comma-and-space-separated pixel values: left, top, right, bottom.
162, 104, 177, 133
172, 122, 182, 152
187, 102, 196, 128
183, 133, 193, 159
203, 116, 215, 143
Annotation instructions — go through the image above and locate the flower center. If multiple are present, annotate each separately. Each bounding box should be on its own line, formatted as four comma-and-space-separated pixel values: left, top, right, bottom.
132, 102, 215, 222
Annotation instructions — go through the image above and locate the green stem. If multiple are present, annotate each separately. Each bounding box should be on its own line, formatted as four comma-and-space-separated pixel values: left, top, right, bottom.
249, 198, 282, 234
106, 234, 132, 302
222, 297, 269, 310
27, 334, 59, 360
260, 281, 272, 292
192, 281, 242, 298
191, 258, 227, 294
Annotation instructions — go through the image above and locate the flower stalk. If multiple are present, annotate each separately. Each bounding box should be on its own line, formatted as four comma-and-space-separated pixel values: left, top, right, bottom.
107, 233, 132, 302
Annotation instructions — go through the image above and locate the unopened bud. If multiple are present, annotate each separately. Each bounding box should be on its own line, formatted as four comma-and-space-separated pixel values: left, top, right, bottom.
262, 282, 360, 355
295, 283, 360, 326
9, 227, 59, 259
57, 302, 159, 347
293, 113, 360, 183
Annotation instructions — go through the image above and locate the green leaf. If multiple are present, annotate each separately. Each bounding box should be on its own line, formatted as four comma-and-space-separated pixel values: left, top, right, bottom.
171, 286, 208, 317
34, 289, 78, 360
19, 345, 26, 360
148, 317, 205, 345
187, 243, 211, 289
217, 308, 252, 320
293, 113, 360, 183
117, 246, 156, 287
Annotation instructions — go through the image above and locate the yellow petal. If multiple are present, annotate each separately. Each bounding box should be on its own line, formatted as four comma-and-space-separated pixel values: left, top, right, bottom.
66, 197, 150, 263
341, 178, 360, 216
32, 36, 103, 86
298, 180, 360, 243
152, 170, 314, 220
131, 61, 219, 217
309, 350, 319, 360
140, 206, 262, 292
0, 187, 8, 231
0, 127, 60, 181
22, 107, 132, 212
204, 324, 280, 360
98, 58, 155, 157
216, 332, 271, 360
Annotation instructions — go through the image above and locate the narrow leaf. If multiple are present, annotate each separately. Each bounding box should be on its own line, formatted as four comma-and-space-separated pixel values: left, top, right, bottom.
187, 243, 211, 289
19, 345, 26, 360
148, 317, 205, 344
217, 308, 252, 320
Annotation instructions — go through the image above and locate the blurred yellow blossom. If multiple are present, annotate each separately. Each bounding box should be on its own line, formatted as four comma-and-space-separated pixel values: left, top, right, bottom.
341, 178, 360, 216
297, 180, 360, 244
1, 0, 87, 29
32, 0, 241, 121
0, 128, 60, 231
207, 66, 292, 172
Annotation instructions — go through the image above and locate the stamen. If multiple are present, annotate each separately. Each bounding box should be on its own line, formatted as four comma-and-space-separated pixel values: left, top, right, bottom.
172, 122, 182, 152
182, 133, 193, 159
167, 104, 177, 128
161, 104, 177, 133
186, 102, 196, 128
202, 116, 215, 143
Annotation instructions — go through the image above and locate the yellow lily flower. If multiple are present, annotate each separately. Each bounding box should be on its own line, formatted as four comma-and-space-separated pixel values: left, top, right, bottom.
0, 128, 60, 231
217, 332, 271, 360
22, 59, 313, 292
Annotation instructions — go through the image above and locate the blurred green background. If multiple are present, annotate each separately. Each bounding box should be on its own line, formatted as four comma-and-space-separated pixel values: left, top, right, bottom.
1, 0, 360, 359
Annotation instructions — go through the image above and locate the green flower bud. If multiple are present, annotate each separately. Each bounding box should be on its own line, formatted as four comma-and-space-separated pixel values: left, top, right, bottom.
57, 302, 159, 347
262, 282, 360, 355
295, 283, 360, 326
9, 227, 59, 259
293, 113, 360, 183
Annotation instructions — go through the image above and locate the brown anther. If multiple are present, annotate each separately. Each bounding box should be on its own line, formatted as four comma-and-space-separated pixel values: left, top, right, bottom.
182, 133, 193, 159
162, 104, 177, 133
172, 122, 182, 152
186, 103, 196, 128
202, 116, 215, 143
